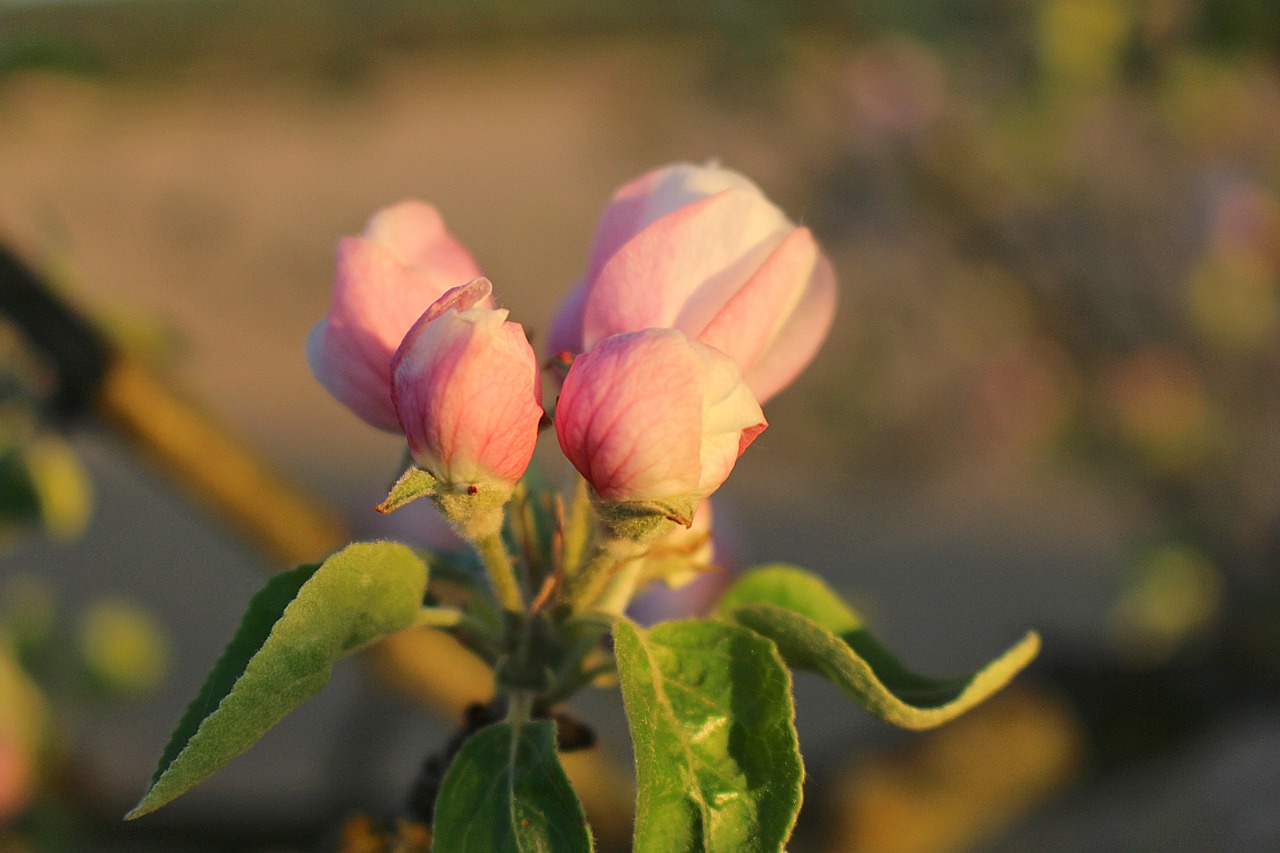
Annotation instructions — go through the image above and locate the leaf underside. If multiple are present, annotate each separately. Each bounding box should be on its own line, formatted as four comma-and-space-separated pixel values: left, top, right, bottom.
432, 719, 593, 852
614, 618, 802, 853
717, 565, 1039, 730
128, 541, 428, 818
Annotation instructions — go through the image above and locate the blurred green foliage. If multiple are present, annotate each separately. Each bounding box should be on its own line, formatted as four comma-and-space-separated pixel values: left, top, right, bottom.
0, 322, 91, 545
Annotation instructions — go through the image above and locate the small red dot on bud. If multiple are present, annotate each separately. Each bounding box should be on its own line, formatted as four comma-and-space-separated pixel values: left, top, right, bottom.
467, 485, 479, 495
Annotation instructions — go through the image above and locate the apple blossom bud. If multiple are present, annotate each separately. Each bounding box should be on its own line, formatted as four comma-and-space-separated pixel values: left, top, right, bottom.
554, 328, 765, 540
391, 278, 543, 535
549, 162, 836, 404
308, 201, 484, 430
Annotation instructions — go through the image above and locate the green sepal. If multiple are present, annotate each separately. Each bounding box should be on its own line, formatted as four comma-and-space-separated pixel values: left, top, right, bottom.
127, 541, 428, 818
432, 719, 593, 852
593, 494, 697, 543
614, 618, 802, 853
376, 464, 438, 514
717, 565, 1039, 730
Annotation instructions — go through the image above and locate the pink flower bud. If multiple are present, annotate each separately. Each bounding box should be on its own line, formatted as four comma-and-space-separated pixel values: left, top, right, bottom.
308, 201, 484, 430
391, 278, 543, 491
554, 328, 766, 515
549, 162, 837, 404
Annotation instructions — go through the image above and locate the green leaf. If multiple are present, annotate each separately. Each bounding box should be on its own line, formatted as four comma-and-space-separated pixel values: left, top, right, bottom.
432, 719, 593, 852
127, 541, 428, 818
716, 563, 861, 633
0, 446, 43, 529
717, 565, 1039, 730
376, 464, 438, 514
614, 619, 802, 853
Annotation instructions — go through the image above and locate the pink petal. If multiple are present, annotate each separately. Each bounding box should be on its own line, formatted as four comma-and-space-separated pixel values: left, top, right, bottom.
740, 250, 837, 404
696, 227, 836, 404
582, 168, 673, 284
393, 303, 542, 486
555, 330, 704, 501
686, 340, 767, 495
307, 318, 400, 431
582, 189, 792, 349
365, 200, 482, 285
555, 329, 765, 504
546, 278, 588, 357
583, 163, 769, 283
307, 238, 419, 430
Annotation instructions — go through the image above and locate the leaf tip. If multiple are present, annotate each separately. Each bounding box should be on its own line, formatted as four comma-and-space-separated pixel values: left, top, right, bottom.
1015, 629, 1042, 662
123, 793, 157, 821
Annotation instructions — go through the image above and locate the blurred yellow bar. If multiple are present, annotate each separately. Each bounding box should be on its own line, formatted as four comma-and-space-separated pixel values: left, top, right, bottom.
98, 356, 346, 567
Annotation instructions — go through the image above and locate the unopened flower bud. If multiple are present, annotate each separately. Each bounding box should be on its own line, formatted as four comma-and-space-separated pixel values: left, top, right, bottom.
554, 328, 765, 541
550, 162, 836, 404
391, 277, 543, 537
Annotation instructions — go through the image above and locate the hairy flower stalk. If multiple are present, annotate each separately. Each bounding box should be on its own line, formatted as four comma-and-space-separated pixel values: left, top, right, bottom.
472, 530, 525, 614
564, 536, 647, 614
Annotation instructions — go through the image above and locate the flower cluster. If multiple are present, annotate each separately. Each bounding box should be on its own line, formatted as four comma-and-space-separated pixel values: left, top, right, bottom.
308, 162, 835, 561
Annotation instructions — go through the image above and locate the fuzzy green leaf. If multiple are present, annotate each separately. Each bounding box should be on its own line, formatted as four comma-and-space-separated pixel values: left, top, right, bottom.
432, 719, 592, 852
614, 619, 802, 853
716, 563, 862, 633
127, 541, 428, 818
717, 565, 1038, 730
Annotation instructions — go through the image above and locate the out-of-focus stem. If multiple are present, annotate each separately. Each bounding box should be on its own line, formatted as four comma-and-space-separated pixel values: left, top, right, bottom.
541, 658, 615, 710
474, 532, 526, 613
507, 689, 534, 728
414, 607, 464, 628
415, 607, 498, 641
413, 607, 502, 662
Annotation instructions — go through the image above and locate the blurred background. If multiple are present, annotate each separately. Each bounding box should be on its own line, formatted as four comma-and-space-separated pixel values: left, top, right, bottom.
1, 0, 1279, 850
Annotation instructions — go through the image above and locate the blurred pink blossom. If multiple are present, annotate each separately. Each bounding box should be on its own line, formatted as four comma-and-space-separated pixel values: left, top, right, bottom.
392, 278, 543, 491
554, 327, 765, 511
843, 38, 947, 143
308, 201, 484, 430
0, 733, 34, 822
549, 162, 836, 404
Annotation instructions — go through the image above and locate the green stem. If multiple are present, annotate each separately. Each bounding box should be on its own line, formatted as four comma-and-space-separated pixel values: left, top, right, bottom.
474, 532, 526, 613
507, 689, 534, 727
594, 559, 643, 615
566, 539, 640, 612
